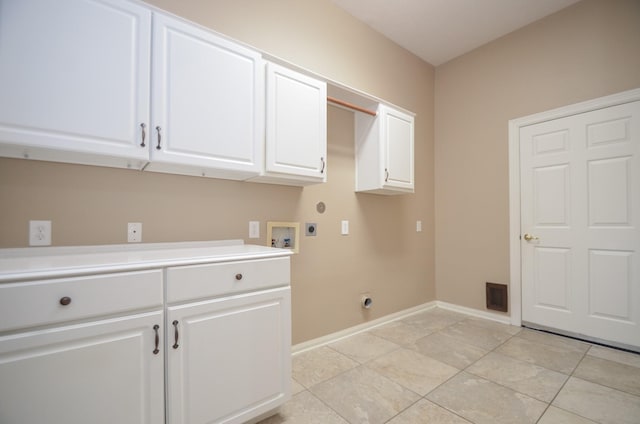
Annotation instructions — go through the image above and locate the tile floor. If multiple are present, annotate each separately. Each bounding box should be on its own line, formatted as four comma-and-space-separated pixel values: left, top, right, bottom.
259, 307, 640, 424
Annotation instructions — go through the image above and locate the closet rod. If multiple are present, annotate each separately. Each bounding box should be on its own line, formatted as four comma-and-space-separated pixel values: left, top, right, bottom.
327, 96, 377, 116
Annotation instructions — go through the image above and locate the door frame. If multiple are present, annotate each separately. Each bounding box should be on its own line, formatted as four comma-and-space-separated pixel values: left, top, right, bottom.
508, 87, 640, 327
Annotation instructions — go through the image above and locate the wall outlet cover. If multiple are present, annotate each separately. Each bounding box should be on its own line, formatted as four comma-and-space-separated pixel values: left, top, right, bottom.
128, 222, 142, 243
29, 220, 51, 246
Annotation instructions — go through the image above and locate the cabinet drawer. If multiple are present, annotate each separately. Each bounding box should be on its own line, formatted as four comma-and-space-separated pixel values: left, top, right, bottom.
166, 257, 290, 303
0, 270, 163, 333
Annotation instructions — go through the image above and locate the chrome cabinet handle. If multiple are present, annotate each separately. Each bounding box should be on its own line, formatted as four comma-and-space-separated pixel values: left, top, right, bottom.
523, 233, 539, 241
153, 324, 160, 355
156, 126, 162, 150
140, 123, 146, 147
172, 320, 179, 349
320, 157, 325, 174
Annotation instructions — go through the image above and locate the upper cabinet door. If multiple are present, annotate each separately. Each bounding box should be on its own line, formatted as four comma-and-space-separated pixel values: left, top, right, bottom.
0, 0, 151, 168
382, 105, 414, 191
355, 104, 414, 194
148, 12, 264, 180
257, 62, 327, 185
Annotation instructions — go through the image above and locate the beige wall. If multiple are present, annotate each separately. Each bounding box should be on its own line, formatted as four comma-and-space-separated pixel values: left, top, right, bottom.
0, 0, 435, 344
434, 0, 640, 313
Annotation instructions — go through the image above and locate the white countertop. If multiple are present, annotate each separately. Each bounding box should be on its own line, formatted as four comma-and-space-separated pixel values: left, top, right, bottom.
0, 240, 293, 282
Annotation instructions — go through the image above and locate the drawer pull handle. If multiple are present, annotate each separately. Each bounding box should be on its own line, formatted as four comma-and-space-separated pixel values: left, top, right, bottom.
59, 296, 72, 306
153, 325, 160, 355
172, 320, 179, 349
235, 273, 243, 281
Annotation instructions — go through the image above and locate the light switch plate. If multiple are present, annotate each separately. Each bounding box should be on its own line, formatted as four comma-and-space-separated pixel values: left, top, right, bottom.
341, 220, 349, 235
249, 221, 260, 238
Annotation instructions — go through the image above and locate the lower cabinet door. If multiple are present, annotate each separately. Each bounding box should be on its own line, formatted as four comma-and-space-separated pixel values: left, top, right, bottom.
167, 287, 291, 424
0, 311, 165, 424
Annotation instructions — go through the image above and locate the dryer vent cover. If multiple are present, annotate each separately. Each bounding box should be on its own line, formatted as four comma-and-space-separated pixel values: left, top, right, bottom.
486, 282, 508, 312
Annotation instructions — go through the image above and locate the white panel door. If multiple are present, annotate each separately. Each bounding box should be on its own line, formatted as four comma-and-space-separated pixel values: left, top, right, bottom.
520, 101, 640, 350
149, 12, 263, 179
264, 62, 327, 182
0, 311, 164, 424
382, 105, 414, 191
0, 0, 151, 164
166, 287, 291, 424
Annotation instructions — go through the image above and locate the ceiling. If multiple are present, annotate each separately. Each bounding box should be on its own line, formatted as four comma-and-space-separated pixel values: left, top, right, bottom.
332, 0, 581, 66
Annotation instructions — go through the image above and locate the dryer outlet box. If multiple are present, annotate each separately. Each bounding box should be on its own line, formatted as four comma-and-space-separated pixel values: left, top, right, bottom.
305, 223, 317, 236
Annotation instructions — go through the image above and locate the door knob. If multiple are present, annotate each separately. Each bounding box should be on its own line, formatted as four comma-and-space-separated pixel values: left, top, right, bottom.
523, 233, 539, 241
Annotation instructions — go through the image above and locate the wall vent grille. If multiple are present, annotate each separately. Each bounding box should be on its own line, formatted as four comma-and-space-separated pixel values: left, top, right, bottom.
486, 282, 508, 312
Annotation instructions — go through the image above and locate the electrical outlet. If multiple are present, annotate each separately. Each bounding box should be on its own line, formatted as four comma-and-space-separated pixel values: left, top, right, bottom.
128, 222, 142, 243
416, 220, 422, 232
29, 220, 51, 246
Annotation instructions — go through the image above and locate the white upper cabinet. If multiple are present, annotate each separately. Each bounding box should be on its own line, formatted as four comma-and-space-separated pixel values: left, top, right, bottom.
145, 12, 264, 180
251, 62, 327, 185
0, 1, 264, 180
0, 0, 413, 188
0, 0, 151, 169
355, 104, 415, 194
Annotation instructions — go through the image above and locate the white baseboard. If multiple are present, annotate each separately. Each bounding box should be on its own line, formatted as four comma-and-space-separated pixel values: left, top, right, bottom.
292, 301, 515, 355
434, 301, 512, 325
292, 301, 437, 355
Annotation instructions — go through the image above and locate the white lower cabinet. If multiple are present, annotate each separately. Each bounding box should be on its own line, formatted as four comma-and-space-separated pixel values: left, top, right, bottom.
0, 269, 165, 424
0, 244, 291, 424
166, 287, 291, 424
0, 311, 165, 424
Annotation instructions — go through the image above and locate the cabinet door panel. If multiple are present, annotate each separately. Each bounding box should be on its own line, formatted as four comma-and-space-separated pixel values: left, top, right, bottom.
0, 0, 151, 163
167, 287, 291, 424
0, 311, 164, 424
383, 106, 414, 190
150, 13, 263, 179
264, 63, 327, 182
355, 104, 414, 194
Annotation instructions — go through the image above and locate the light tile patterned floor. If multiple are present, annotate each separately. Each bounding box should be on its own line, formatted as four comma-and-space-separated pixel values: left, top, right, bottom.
259, 307, 640, 424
